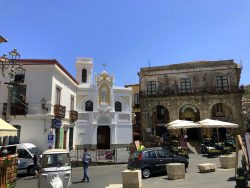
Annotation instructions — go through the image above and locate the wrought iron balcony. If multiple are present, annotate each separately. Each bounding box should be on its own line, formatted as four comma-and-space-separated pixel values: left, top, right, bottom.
69, 110, 78, 122
2, 102, 28, 116
54, 104, 66, 119
140, 85, 244, 98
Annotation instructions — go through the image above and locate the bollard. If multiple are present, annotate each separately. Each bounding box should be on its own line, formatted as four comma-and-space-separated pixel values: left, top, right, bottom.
122, 169, 142, 188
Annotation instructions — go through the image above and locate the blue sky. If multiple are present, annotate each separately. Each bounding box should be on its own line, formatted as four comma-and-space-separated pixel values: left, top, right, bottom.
1, 0, 250, 86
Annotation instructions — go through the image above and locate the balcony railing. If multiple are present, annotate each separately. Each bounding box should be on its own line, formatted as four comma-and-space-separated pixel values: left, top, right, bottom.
2, 102, 28, 116
69, 110, 78, 122
54, 104, 66, 119
140, 85, 244, 98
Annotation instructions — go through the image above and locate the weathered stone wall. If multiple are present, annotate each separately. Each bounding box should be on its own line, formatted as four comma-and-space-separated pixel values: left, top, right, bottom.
139, 60, 244, 139
140, 62, 239, 92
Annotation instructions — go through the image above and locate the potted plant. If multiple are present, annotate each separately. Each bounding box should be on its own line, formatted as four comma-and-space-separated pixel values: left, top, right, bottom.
219, 154, 235, 168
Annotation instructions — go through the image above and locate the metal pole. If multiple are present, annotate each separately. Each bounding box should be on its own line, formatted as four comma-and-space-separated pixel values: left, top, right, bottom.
5, 85, 13, 122
5, 64, 15, 122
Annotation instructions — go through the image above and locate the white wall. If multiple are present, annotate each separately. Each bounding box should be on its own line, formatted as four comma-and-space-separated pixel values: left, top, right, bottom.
0, 62, 78, 151
23, 65, 53, 115
10, 118, 51, 152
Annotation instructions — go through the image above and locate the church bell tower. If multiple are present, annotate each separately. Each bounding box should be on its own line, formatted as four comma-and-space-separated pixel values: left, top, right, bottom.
76, 58, 93, 84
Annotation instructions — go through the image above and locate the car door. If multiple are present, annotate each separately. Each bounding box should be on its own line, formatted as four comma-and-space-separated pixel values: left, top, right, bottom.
143, 150, 160, 173
17, 148, 33, 172
155, 149, 174, 173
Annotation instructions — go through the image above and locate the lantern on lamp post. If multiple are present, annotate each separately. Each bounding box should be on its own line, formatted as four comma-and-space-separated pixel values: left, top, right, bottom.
0, 49, 26, 122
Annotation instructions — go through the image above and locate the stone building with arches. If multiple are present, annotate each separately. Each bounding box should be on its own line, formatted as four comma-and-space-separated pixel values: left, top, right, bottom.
74, 58, 132, 149
138, 60, 244, 142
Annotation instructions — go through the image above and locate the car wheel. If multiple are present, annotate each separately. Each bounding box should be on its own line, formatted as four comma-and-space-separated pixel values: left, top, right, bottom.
142, 168, 151, 179
27, 165, 35, 176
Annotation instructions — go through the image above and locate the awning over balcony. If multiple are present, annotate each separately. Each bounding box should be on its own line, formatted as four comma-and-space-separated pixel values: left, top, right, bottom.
0, 118, 17, 137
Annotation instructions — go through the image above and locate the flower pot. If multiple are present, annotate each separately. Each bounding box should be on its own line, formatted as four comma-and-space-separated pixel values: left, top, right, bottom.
219, 155, 235, 169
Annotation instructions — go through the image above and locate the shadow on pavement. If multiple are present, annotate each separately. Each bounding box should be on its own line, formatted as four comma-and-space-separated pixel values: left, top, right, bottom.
23, 177, 35, 180
227, 176, 236, 181
72, 180, 84, 184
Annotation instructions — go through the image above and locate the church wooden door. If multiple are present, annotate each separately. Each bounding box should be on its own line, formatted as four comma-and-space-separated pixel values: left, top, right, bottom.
97, 126, 110, 149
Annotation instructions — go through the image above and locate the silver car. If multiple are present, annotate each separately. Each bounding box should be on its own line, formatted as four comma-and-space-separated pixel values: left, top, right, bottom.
38, 149, 71, 188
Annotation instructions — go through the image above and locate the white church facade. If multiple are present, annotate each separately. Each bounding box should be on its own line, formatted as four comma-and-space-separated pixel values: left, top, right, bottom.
74, 58, 133, 149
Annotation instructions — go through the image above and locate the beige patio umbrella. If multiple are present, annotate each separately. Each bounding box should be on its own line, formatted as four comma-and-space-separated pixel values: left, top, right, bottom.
166, 120, 201, 130
166, 119, 201, 136
197, 119, 238, 142
0, 118, 17, 137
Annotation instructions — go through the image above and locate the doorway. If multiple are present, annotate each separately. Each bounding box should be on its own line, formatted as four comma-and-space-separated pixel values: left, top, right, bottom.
97, 126, 110, 149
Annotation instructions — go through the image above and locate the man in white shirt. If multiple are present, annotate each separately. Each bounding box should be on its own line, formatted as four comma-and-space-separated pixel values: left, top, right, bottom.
82, 147, 91, 182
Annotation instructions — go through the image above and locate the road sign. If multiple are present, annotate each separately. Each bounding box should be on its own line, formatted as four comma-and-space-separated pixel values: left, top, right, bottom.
48, 134, 54, 141
48, 133, 55, 149
51, 118, 62, 128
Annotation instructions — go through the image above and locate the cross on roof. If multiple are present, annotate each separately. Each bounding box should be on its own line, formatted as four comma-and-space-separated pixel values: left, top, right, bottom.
102, 63, 107, 70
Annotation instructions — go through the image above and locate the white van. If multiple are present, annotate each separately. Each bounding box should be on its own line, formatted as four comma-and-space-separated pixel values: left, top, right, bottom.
17, 143, 42, 175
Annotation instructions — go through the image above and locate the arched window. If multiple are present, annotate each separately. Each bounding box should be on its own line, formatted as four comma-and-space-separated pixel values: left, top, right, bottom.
85, 100, 93, 111
115, 101, 122, 112
82, 69, 87, 83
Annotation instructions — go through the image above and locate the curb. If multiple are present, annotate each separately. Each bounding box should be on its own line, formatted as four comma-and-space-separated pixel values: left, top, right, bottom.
71, 161, 127, 168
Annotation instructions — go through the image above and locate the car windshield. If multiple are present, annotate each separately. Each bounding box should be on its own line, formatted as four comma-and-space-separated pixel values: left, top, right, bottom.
28, 147, 42, 156
41, 153, 71, 168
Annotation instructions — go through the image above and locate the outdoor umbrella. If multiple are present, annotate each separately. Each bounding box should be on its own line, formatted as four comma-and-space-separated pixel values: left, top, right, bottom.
166, 120, 201, 130
0, 118, 17, 137
197, 119, 238, 142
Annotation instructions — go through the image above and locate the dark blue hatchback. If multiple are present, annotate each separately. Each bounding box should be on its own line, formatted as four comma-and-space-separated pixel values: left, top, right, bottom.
127, 147, 189, 178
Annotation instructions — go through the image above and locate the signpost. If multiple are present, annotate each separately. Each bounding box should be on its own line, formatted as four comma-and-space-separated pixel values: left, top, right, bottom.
51, 118, 62, 128
48, 133, 55, 149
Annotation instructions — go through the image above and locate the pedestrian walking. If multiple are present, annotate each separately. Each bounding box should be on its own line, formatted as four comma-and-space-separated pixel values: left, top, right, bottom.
33, 154, 39, 178
82, 147, 91, 183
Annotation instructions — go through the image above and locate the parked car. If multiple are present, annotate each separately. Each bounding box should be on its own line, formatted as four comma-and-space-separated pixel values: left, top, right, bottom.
1, 143, 42, 175
127, 147, 189, 179
17, 143, 42, 175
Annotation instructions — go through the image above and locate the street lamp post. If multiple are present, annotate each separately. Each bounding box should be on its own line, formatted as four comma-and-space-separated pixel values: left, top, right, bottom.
0, 49, 25, 122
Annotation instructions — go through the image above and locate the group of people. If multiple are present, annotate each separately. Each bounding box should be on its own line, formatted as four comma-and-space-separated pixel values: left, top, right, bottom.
129, 141, 145, 155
